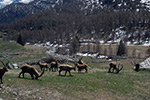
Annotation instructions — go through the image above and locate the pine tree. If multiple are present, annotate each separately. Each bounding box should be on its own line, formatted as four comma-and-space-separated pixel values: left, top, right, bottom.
17, 34, 25, 46
117, 40, 126, 56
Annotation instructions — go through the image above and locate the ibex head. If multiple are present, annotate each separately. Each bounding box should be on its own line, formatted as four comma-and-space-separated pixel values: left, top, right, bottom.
131, 61, 140, 72
109, 62, 123, 74
0, 60, 9, 72
116, 63, 123, 73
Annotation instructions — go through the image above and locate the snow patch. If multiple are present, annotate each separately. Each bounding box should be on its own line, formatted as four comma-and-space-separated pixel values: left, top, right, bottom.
140, 57, 150, 69
19, 0, 33, 4
76, 52, 108, 59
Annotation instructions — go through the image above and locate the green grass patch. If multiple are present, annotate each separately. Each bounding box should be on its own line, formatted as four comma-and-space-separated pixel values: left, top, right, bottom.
0, 41, 25, 53
0, 41, 46, 63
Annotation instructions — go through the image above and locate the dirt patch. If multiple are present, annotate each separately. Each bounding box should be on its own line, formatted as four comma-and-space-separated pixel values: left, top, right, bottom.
0, 84, 77, 100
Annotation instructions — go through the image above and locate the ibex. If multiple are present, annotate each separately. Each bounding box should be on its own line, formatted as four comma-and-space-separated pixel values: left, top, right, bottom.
108, 62, 123, 74
131, 61, 140, 72
19, 64, 44, 79
75, 57, 88, 73
50, 61, 58, 72
0, 60, 8, 84
37, 61, 49, 71
75, 63, 88, 73
59, 64, 76, 76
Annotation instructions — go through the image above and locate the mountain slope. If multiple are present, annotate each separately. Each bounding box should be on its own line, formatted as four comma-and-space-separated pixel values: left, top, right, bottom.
0, 0, 150, 24
1, 5, 149, 45
0, 0, 150, 45
0, 0, 33, 9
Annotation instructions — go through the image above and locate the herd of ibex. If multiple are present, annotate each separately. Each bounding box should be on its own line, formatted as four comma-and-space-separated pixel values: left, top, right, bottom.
0, 57, 141, 84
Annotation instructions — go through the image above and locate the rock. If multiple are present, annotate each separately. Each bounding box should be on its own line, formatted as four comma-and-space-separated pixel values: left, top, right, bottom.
0, 98, 3, 100
13, 92, 18, 96
140, 57, 150, 69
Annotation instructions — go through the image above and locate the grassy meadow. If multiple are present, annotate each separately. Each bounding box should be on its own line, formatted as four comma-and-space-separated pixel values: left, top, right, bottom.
0, 41, 150, 100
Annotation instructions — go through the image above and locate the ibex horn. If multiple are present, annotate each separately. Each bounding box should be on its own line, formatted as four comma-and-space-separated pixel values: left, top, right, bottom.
0, 60, 6, 67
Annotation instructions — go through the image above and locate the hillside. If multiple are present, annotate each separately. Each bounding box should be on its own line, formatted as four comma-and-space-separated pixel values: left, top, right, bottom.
0, 41, 46, 63
0, 0, 150, 24
1, 8, 150, 45
0, 41, 150, 100
1, 56, 150, 100
0, 0, 150, 45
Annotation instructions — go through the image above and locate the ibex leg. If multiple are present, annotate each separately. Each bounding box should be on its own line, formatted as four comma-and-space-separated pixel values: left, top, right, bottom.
30, 73, 34, 79
69, 71, 72, 76
19, 72, 23, 78
0, 78, 3, 84
108, 67, 111, 73
85, 68, 88, 73
65, 71, 68, 76
59, 70, 61, 76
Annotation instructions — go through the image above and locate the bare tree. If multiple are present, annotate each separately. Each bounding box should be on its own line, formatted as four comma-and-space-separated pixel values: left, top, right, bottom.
132, 48, 136, 58
109, 44, 113, 56
147, 46, 150, 57
69, 36, 80, 55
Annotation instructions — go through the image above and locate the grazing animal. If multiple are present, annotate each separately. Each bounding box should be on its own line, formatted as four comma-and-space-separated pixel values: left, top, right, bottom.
59, 64, 76, 76
134, 63, 140, 72
131, 61, 140, 72
0, 60, 8, 84
19, 64, 44, 79
108, 62, 123, 74
75, 63, 88, 73
50, 61, 58, 72
37, 61, 49, 71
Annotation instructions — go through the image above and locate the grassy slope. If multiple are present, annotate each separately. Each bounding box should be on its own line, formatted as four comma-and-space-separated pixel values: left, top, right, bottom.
0, 41, 24, 53
0, 41, 150, 100
0, 41, 46, 63
2, 64, 150, 100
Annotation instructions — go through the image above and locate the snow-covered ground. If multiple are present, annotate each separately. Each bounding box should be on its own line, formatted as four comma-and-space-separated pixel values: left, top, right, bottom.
0, 0, 33, 8
76, 52, 108, 59
79, 26, 150, 46
26, 42, 110, 59
140, 0, 150, 9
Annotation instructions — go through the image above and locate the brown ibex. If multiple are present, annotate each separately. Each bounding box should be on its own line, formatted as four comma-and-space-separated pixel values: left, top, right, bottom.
59, 64, 76, 76
75, 63, 88, 73
19, 64, 44, 79
131, 61, 140, 72
0, 60, 8, 84
50, 61, 58, 72
108, 62, 123, 74
75, 57, 88, 73
37, 61, 49, 71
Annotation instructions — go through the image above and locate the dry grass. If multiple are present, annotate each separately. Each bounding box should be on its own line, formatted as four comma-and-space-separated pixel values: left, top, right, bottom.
80, 43, 149, 58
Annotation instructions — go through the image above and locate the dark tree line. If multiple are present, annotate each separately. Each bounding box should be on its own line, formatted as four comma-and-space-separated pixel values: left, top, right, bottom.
0, 2, 150, 44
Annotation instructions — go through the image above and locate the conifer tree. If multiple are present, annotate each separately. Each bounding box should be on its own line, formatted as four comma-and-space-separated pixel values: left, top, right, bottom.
17, 34, 25, 46
117, 40, 126, 56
